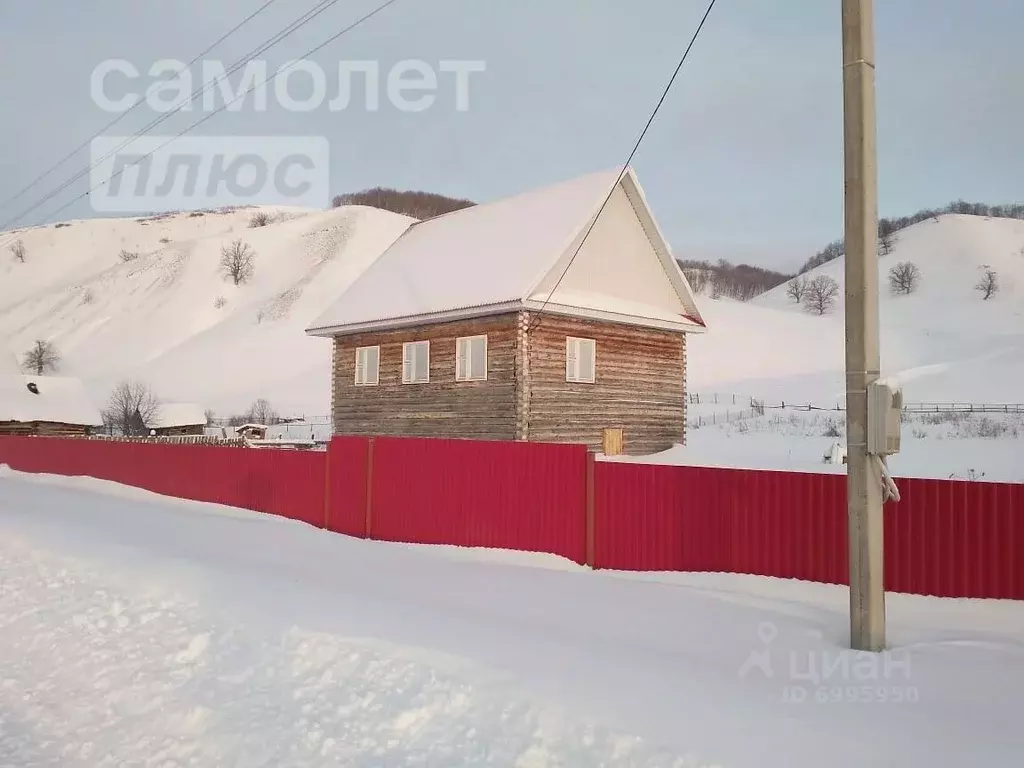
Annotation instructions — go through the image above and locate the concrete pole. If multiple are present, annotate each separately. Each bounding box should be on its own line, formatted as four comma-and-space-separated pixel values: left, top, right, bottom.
842, 0, 886, 652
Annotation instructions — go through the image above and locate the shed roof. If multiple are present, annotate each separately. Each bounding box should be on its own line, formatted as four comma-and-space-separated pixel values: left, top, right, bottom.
146, 402, 207, 429
306, 167, 705, 336
0, 375, 104, 427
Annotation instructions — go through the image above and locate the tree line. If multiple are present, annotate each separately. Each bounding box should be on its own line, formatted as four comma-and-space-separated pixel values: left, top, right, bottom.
332, 187, 476, 220
677, 259, 792, 301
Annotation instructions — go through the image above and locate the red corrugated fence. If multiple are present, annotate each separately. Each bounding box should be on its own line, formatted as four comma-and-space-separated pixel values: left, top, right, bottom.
0, 434, 1021, 599
0, 436, 325, 527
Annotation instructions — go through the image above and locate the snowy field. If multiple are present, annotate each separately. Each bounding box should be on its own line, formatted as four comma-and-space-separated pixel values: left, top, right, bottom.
2, 466, 1024, 767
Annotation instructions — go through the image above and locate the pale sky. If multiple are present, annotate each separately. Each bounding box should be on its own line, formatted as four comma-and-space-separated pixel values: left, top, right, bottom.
1, 0, 1021, 271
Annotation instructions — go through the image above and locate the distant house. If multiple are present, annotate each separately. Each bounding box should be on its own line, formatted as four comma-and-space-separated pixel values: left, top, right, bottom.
0, 375, 104, 436
235, 423, 269, 440
306, 166, 706, 456
145, 402, 207, 436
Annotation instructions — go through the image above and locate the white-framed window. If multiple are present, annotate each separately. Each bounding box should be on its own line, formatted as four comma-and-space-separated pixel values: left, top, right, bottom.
354, 345, 379, 386
566, 336, 596, 383
402, 340, 430, 384
456, 335, 488, 382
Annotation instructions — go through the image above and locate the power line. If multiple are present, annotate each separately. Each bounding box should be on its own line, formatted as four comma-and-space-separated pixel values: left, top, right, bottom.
528, 0, 718, 332
0, 0, 279, 213
2, 0, 348, 230
23, 0, 402, 228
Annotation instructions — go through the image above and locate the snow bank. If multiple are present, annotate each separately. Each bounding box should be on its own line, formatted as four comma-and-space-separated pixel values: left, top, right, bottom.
2, 470, 1023, 767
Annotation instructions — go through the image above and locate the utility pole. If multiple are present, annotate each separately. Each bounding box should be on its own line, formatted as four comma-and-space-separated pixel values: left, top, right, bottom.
842, 0, 885, 652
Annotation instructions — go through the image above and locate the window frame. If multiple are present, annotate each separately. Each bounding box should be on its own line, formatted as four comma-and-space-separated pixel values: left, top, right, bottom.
353, 345, 380, 386
455, 334, 488, 382
565, 336, 596, 384
402, 340, 431, 384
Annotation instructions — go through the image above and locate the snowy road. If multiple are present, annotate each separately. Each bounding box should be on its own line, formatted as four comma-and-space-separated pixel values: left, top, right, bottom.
1, 468, 1023, 767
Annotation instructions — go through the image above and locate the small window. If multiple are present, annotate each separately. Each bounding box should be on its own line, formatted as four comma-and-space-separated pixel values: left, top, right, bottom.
354, 345, 379, 386
402, 340, 430, 384
566, 336, 596, 383
456, 335, 487, 381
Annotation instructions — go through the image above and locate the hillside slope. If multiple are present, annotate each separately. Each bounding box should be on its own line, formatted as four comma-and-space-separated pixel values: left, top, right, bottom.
0, 206, 413, 415
689, 214, 1024, 404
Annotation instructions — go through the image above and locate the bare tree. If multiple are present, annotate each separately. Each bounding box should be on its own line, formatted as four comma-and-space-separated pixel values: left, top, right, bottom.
786, 276, 808, 303
219, 239, 256, 285
975, 267, 999, 300
249, 211, 271, 228
802, 275, 841, 315
103, 380, 160, 436
887, 261, 921, 295
246, 398, 278, 425
10, 239, 26, 262
204, 408, 216, 425
22, 340, 60, 375
681, 266, 710, 295
878, 229, 896, 256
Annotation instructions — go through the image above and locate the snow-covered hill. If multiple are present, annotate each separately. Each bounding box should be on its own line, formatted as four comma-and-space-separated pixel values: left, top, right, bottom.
689, 214, 1024, 404
1, 206, 412, 415
674, 214, 1024, 481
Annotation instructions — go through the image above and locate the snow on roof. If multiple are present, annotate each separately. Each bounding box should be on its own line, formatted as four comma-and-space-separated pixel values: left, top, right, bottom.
305, 167, 704, 336
146, 402, 207, 429
0, 375, 104, 426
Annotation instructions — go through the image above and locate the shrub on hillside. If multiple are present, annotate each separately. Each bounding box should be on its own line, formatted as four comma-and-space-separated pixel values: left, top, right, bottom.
802, 275, 840, 315
10, 239, 26, 262
220, 239, 256, 285
249, 211, 271, 228
975, 267, 999, 300
786, 276, 808, 303
21, 340, 60, 375
887, 261, 921, 295
119, 249, 140, 262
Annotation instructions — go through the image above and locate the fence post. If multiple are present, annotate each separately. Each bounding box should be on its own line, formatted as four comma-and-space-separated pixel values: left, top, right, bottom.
364, 437, 375, 539
585, 450, 596, 568
323, 438, 332, 531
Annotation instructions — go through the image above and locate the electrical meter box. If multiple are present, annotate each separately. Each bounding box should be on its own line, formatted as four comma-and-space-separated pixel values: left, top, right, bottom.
867, 381, 902, 455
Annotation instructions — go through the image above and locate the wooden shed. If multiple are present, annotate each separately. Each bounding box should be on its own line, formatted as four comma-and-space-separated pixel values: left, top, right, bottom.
145, 402, 207, 436
305, 166, 706, 455
0, 374, 104, 436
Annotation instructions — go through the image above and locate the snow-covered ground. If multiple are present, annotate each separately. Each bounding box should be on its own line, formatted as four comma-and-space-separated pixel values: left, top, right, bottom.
6, 466, 1024, 765
2, 467, 1024, 767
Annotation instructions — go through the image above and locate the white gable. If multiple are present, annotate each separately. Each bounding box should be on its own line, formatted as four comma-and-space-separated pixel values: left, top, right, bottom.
0, 375, 104, 426
527, 179, 702, 328
306, 166, 705, 336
